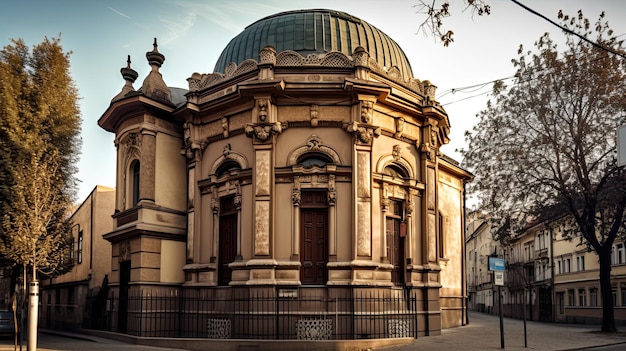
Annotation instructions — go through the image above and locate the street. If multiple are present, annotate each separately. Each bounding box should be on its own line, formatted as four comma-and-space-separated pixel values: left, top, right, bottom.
0, 333, 185, 351
0, 312, 625, 351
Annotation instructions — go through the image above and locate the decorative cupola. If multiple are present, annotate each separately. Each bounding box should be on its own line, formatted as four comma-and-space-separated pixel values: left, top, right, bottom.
141, 38, 172, 104
111, 55, 138, 102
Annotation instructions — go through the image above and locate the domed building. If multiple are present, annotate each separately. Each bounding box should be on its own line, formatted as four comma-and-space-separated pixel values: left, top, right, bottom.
99, 9, 472, 340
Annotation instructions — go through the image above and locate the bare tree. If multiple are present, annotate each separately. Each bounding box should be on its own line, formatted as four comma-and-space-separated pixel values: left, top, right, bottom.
462, 11, 626, 332
414, 0, 491, 46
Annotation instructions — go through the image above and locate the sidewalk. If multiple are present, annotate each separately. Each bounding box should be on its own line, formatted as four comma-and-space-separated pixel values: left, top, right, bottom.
384, 311, 626, 351
3, 312, 626, 351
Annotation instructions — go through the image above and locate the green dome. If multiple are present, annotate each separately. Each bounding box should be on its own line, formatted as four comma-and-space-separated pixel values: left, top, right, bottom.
214, 9, 414, 80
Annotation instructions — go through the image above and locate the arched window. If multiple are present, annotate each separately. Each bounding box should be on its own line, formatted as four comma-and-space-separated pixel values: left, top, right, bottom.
297, 153, 333, 168
383, 164, 408, 180
215, 160, 241, 177
130, 160, 140, 207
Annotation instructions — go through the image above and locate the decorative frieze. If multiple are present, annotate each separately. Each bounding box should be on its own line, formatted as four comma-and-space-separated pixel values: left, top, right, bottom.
357, 152, 371, 198
357, 202, 371, 257
255, 150, 271, 196
254, 201, 270, 255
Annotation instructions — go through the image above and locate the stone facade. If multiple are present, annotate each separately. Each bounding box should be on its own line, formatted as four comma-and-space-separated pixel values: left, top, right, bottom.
98, 9, 472, 337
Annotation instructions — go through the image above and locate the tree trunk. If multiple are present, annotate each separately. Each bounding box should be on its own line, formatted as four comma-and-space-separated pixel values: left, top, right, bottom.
598, 247, 617, 332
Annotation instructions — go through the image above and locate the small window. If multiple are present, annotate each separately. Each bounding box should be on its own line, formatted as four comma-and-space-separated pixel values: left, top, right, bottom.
77, 230, 83, 264
215, 160, 241, 177
131, 160, 140, 207
578, 288, 586, 307
297, 153, 332, 168
590, 287, 598, 307
383, 164, 408, 179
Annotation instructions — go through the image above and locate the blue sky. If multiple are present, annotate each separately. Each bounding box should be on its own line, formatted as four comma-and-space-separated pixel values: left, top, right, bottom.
1, 0, 625, 202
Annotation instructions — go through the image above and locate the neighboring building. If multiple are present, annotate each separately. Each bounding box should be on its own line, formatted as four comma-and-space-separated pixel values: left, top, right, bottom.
504, 221, 553, 322
466, 212, 496, 313
551, 220, 626, 325
466, 211, 626, 326
97, 9, 472, 339
40, 185, 115, 330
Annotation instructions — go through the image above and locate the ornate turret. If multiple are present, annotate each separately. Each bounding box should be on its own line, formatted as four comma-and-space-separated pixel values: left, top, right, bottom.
111, 55, 138, 102
141, 38, 172, 104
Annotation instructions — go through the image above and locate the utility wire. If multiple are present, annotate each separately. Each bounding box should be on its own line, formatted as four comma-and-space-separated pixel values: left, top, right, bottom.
510, 0, 626, 60
438, 1, 626, 106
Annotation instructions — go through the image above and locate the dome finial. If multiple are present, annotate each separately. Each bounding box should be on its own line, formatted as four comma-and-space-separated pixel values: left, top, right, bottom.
142, 38, 171, 104
111, 55, 139, 102
146, 37, 165, 68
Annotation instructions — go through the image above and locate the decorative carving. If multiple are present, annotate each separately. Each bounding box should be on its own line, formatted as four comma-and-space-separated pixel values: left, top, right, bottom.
392, 145, 402, 161
183, 121, 192, 147
257, 99, 269, 122
255, 150, 271, 196
310, 104, 319, 127
181, 121, 203, 160
346, 121, 381, 145
275, 50, 354, 68
328, 175, 336, 205
357, 152, 371, 198
221, 117, 229, 138
428, 213, 437, 262
360, 101, 374, 124
296, 319, 332, 340
388, 319, 410, 338
427, 168, 436, 210
119, 240, 131, 262
234, 194, 242, 210
357, 202, 371, 257
423, 80, 437, 100
406, 192, 414, 216
126, 132, 142, 149
420, 142, 436, 161
207, 319, 231, 339
259, 46, 276, 65
381, 197, 390, 212
245, 122, 283, 142
292, 176, 301, 206
255, 201, 270, 255
211, 187, 219, 214
223, 143, 231, 157
288, 135, 341, 165
395, 117, 404, 139
352, 46, 370, 67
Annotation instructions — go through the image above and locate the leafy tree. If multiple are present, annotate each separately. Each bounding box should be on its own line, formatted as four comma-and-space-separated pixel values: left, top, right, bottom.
462, 11, 626, 332
0, 37, 81, 282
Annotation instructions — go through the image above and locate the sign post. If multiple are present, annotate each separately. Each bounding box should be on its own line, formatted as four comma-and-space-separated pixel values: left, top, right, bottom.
618, 124, 626, 167
489, 257, 506, 349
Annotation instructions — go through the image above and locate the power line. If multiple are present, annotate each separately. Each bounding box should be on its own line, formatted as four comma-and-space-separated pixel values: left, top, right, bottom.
510, 0, 626, 60
438, 2, 626, 106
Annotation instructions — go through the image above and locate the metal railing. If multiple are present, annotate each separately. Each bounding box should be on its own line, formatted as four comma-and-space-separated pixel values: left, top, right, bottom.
89, 287, 418, 340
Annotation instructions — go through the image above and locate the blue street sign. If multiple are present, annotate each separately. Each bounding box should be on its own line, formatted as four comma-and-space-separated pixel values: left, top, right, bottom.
488, 257, 506, 271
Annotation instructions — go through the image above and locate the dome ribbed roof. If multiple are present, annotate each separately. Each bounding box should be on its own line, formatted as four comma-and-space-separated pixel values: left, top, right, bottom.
214, 9, 413, 80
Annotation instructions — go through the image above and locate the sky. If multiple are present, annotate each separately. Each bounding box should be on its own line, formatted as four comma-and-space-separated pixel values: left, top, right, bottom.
1, 0, 625, 203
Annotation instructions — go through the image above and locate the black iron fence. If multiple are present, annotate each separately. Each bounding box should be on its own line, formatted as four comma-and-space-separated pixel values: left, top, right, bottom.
90, 287, 418, 340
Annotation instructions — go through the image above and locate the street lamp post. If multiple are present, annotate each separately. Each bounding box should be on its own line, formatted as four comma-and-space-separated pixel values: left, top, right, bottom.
27, 239, 39, 351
